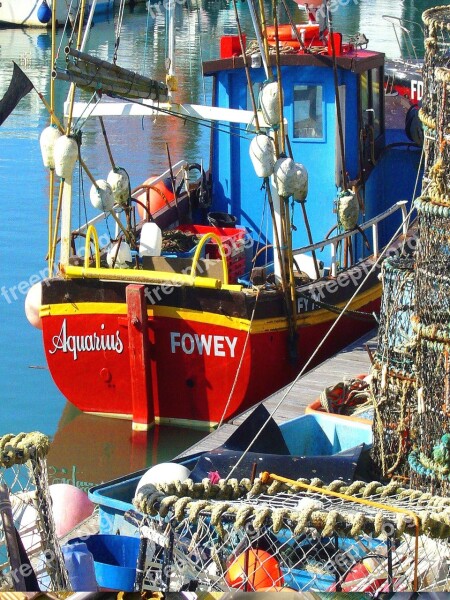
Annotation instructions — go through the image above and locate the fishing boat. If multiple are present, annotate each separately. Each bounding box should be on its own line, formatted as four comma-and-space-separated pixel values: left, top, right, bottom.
0, 0, 115, 28
24, 0, 422, 429
383, 14, 424, 105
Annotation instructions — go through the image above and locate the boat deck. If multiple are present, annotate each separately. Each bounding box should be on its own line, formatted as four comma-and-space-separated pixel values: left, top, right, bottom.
178, 328, 377, 458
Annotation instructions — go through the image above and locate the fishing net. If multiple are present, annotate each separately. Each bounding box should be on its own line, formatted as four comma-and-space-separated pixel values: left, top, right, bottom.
0, 432, 70, 592
133, 475, 450, 593
420, 6, 450, 181
370, 257, 417, 478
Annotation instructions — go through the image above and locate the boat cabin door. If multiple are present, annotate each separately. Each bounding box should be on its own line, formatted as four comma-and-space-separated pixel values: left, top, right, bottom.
359, 66, 384, 172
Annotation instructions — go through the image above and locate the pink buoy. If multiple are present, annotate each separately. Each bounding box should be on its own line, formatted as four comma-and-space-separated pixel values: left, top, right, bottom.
49, 484, 95, 538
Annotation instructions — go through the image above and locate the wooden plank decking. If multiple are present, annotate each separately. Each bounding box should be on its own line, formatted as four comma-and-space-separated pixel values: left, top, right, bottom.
178, 328, 377, 458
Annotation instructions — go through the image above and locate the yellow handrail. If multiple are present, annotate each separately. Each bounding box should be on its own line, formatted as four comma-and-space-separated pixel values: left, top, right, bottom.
84, 225, 100, 269
191, 232, 229, 286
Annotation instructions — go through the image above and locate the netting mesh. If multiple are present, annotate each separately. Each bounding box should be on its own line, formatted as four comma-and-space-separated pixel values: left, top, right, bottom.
0, 433, 70, 592
134, 477, 450, 593
370, 257, 417, 478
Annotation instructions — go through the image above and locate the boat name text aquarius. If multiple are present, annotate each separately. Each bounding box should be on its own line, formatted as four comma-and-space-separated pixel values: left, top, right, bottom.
170, 332, 238, 357
49, 319, 124, 360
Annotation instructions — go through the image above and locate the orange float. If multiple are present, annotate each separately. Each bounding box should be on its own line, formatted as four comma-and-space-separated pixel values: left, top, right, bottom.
266, 23, 321, 43
135, 176, 175, 220
226, 548, 284, 591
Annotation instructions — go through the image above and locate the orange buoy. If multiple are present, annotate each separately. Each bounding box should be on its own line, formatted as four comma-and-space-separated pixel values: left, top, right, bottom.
226, 548, 284, 591
266, 23, 320, 43
135, 176, 175, 220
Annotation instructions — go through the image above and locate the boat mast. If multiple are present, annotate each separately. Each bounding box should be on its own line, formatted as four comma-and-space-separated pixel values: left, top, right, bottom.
48, 0, 57, 275
166, 0, 177, 97
59, 0, 89, 269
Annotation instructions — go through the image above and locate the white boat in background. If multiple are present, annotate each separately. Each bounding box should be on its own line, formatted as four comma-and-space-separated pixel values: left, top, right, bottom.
0, 0, 114, 28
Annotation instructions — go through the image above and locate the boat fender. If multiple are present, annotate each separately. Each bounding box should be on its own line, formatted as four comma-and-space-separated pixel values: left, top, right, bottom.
337, 189, 359, 230
139, 222, 163, 257
90, 179, 115, 212
107, 240, 132, 268
37, 0, 52, 25
293, 162, 308, 202
107, 167, 130, 206
260, 81, 281, 126
134, 463, 191, 495
273, 157, 298, 197
53, 135, 79, 179
405, 105, 424, 146
249, 134, 276, 178
39, 125, 62, 170
25, 282, 43, 330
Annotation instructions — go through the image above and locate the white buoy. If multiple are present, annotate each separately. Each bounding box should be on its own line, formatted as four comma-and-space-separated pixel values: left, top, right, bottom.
135, 463, 190, 496
293, 162, 308, 203
259, 81, 281, 126
39, 125, 62, 170
107, 241, 132, 268
139, 222, 162, 257
249, 135, 276, 178
273, 157, 298, 197
53, 135, 79, 179
90, 180, 114, 212
107, 168, 130, 206
25, 282, 43, 330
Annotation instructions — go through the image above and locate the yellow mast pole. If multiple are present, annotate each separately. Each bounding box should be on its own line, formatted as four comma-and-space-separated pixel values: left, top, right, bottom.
50, 0, 87, 274
48, 0, 57, 275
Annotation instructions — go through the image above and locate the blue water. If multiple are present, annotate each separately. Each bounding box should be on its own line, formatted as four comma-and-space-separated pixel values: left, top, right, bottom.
0, 0, 442, 486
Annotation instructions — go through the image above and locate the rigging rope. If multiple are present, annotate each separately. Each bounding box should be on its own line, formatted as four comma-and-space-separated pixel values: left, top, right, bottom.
113, 0, 126, 64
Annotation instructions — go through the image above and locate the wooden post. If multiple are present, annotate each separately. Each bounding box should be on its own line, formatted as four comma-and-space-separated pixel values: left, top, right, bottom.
0, 484, 27, 591
126, 284, 155, 430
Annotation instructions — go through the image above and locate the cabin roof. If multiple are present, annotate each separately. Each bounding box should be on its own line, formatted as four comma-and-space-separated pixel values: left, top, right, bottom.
203, 50, 384, 76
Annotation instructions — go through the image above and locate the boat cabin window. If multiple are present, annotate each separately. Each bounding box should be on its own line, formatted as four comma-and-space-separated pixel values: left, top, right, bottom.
360, 68, 383, 139
293, 84, 324, 139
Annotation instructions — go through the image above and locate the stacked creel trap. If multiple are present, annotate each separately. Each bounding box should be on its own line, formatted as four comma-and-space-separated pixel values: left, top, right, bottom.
132, 475, 450, 593
407, 5, 450, 495
0, 432, 70, 592
370, 256, 417, 478
419, 6, 450, 183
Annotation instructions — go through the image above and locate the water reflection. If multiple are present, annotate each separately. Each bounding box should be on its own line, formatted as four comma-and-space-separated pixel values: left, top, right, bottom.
47, 403, 207, 489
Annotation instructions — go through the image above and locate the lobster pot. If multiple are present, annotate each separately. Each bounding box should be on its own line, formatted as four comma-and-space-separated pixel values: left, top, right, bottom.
414, 198, 450, 325
134, 477, 450, 593
376, 257, 415, 371
371, 365, 416, 479
370, 257, 417, 477
409, 329, 450, 495
420, 7, 450, 179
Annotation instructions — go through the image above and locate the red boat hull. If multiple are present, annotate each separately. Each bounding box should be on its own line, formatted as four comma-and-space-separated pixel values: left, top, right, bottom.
41, 275, 380, 427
